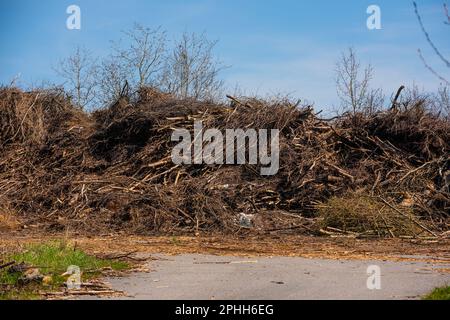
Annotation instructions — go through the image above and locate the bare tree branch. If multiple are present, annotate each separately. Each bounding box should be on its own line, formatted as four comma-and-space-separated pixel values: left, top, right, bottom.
97, 58, 130, 104
160, 32, 226, 101
436, 85, 450, 116
418, 49, 450, 86
335, 48, 383, 117
111, 24, 167, 90
54, 46, 98, 109
444, 3, 450, 25
414, 2, 450, 68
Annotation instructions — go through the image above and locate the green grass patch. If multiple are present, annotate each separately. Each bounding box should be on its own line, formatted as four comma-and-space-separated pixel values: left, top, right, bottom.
0, 241, 129, 300
423, 286, 450, 300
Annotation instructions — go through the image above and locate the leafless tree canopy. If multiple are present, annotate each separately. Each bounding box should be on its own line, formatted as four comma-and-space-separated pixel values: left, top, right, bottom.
97, 58, 130, 105
414, 2, 449, 85
335, 48, 384, 116
111, 24, 167, 90
435, 85, 450, 116
54, 47, 97, 109
160, 32, 225, 101
55, 25, 227, 107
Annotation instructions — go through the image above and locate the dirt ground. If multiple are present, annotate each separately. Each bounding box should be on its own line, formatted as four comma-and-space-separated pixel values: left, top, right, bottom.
1, 231, 449, 265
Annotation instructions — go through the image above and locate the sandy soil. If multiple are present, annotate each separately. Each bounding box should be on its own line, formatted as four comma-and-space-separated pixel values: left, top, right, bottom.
1, 232, 449, 265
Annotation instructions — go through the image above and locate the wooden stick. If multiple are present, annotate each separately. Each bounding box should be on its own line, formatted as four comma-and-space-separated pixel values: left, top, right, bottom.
391, 85, 405, 110
44, 290, 118, 296
0, 261, 15, 270
378, 197, 437, 237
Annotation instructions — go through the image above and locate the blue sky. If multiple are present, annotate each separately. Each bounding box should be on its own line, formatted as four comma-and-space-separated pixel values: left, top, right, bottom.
0, 0, 449, 109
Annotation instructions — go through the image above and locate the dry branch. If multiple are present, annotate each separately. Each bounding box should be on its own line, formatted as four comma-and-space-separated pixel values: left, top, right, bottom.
0, 87, 448, 237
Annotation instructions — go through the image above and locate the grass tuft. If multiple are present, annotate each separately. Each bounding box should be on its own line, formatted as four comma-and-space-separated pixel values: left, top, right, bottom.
423, 286, 450, 300
0, 241, 129, 300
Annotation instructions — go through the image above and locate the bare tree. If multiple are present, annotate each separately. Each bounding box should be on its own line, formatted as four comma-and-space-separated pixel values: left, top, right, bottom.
58, 26, 226, 107
160, 32, 225, 101
414, 2, 449, 85
435, 85, 450, 116
97, 58, 130, 104
365, 88, 385, 114
335, 48, 383, 116
111, 23, 167, 90
54, 46, 97, 109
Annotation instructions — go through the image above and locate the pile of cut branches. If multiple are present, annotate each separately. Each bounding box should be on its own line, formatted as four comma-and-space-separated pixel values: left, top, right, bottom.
0, 87, 448, 237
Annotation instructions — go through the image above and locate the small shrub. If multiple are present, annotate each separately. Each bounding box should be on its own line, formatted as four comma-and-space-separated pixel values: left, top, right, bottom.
318, 194, 422, 237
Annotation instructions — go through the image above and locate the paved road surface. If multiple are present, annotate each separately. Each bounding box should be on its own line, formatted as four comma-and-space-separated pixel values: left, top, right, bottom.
100, 254, 449, 300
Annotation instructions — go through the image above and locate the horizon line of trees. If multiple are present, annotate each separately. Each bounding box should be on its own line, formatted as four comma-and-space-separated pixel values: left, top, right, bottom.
335, 47, 449, 118
9, 1, 450, 117
54, 24, 227, 110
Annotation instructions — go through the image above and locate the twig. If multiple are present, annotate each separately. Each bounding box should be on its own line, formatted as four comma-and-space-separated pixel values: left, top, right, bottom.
9, 93, 41, 143
398, 159, 435, 183
0, 261, 15, 270
326, 162, 355, 182
444, 3, 450, 24
378, 197, 437, 237
414, 2, 450, 67
44, 290, 118, 296
418, 49, 450, 85
226, 95, 253, 108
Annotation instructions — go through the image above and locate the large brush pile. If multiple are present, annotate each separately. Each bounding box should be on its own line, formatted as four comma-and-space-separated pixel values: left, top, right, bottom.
0, 87, 448, 237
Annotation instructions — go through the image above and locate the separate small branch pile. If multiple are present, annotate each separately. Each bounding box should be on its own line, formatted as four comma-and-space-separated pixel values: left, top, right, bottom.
0, 87, 448, 237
